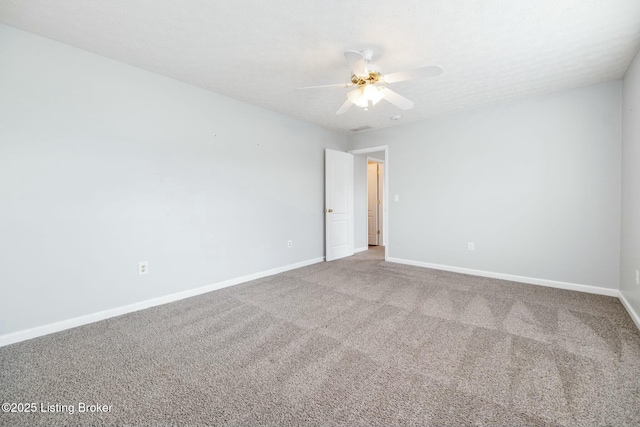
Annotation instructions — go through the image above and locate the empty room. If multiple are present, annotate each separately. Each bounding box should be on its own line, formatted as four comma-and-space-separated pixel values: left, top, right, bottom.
1, 1, 640, 426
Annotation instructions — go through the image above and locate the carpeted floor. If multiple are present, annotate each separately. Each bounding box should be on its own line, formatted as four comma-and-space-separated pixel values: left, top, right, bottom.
1, 246, 639, 426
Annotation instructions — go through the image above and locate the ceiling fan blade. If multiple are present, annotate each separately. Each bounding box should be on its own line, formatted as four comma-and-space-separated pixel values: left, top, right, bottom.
297, 83, 353, 90
380, 87, 414, 110
336, 99, 353, 115
383, 65, 443, 84
344, 50, 368, 78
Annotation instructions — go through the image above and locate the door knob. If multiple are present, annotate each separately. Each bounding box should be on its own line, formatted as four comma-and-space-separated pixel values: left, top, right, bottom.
328, 209, 333, 213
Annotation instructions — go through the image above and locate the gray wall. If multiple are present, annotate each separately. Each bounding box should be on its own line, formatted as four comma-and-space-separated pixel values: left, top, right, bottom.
621, 48, 640, 317
349, 81, 622, 289
0, 25, 347, 335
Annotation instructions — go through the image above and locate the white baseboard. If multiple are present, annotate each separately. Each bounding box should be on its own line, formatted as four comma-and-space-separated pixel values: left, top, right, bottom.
386, 257, 619, 297
354, 246, 369, 254
0, 256, 325, 348
619, 291, 640, 331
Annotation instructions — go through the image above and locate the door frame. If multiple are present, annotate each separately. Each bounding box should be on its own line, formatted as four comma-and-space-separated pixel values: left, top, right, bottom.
349, 145, 389, 261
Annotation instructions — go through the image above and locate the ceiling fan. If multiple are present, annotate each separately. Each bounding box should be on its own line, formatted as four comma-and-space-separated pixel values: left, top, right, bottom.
299, 50, 443, 115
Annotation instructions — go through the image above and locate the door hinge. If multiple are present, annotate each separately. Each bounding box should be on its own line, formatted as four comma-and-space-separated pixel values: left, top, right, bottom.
377, 200, 381, 205
377, 230, 380, 235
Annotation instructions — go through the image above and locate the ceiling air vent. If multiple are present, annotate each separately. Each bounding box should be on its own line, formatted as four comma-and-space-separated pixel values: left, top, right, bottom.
349, 125, 372, 132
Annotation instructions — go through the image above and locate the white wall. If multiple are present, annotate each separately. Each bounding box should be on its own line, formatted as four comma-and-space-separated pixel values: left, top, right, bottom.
349, 82, 622, 290
0, 25, 347, 336
621, 47, 640, 321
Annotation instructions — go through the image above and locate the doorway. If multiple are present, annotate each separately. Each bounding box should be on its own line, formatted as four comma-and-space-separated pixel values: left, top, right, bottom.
348, 146, 389, 260
367, 159, 384, 246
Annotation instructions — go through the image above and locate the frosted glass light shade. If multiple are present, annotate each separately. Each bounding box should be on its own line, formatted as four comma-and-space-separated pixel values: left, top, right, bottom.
347, 85, 383, 108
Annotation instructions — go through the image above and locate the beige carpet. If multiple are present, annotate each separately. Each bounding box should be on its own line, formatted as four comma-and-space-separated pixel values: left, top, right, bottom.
1, 246, 639, 426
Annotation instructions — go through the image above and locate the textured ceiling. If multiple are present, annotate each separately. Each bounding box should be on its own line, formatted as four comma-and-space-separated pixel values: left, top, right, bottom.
1, 0, 640, 133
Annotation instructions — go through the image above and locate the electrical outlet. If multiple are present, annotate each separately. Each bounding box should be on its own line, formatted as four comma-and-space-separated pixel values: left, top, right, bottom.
287, 240, 293, 248
138, 261, 149, 276
468, 242, 475, 251
636, 270, 639, 285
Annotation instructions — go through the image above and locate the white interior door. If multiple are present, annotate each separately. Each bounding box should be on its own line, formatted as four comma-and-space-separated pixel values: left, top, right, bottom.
367, 163, 379, 245
325, 149, 354, 261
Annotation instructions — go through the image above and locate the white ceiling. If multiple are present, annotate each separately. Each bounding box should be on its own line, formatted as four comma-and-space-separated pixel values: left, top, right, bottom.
1, 0, 640, 133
